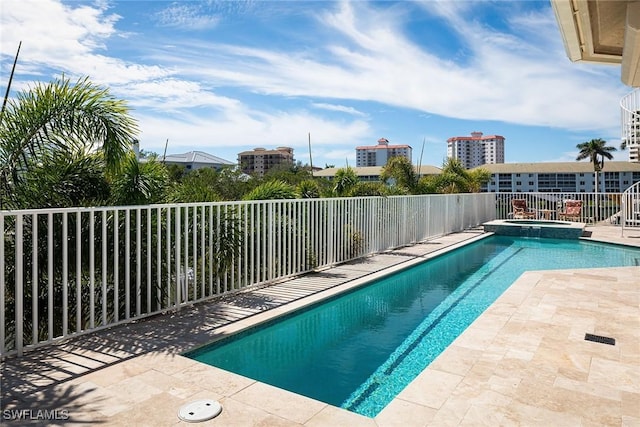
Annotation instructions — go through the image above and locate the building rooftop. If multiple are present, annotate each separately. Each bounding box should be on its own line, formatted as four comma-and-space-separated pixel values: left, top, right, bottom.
162, 151, 234, 165
238, 147, 294, 156
447, 133, 505, 142
472, 161, 640, 174
356, 144, 412, 150
314, 165, 442, 178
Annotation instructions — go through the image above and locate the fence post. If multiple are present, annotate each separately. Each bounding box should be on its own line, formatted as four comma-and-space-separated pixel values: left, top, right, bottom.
15, 215, 23, 356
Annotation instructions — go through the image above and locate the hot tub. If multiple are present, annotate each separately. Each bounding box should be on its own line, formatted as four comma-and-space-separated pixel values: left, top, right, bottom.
482, 219, 586, 239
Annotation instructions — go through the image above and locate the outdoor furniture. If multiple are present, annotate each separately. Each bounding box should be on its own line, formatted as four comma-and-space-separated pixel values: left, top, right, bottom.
558, 200, 583, 221
537, 209, 555, 220
511, 199, 536, 219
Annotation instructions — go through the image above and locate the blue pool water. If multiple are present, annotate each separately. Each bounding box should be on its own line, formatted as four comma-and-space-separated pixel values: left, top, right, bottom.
186, 236, 640, 417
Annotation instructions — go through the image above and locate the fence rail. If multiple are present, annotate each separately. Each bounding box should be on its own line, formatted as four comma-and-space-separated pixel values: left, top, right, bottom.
493, 192, 627, 224
1, 193, 495, 358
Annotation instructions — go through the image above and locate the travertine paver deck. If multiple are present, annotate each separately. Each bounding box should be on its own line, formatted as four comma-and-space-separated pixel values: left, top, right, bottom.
0, 225, 639, 426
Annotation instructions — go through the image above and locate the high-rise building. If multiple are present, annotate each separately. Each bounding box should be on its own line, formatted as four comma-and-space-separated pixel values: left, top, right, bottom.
447, 132, 505, 169
355, 138, 412, 167
238, 146, 294, 177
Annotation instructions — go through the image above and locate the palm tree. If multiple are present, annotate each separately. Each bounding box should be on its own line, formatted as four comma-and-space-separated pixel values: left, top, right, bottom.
332, 167, 359, 197
110, 153, 170, 205
244, 180, 297, 200
0, 76, 138, 209
380, 156, 418, 194
420, 158, 490, 194
575, 138, 617, 194
0, 76, 138, 347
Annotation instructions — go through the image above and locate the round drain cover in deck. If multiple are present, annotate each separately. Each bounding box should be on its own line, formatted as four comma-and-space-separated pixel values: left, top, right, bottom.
178, 399, 222, 422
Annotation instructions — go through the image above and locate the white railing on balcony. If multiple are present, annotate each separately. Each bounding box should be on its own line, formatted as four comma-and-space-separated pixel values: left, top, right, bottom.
1, 193, 495, 358
621, 88, 640, 162
621, 181, 640, 236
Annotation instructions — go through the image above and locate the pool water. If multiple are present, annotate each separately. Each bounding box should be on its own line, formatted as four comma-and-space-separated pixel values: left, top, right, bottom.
186, 236, 640, 417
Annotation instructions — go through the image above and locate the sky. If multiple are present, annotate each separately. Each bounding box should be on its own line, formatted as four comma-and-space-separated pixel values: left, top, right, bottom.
0, 0, 633, 169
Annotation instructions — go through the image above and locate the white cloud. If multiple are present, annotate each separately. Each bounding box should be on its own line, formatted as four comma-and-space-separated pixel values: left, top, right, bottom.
0, 0, 631, 168
165, 1, 627, 134
134, 109, 371, 153
311, 103, 367, 117
154, 4, 220, 30
116, 78, 242, 112
0, 0, 172, 86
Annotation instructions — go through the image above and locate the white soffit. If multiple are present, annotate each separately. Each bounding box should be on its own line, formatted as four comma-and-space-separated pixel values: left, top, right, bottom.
621, 2, 640, 87
551, 0, 583, 62
551, 0, 623, 64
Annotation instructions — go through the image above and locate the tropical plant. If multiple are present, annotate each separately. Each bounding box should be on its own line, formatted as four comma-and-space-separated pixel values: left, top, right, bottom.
420, 158, 490, 194
209, 166, 254, 201
380, 156, 418, 194
297, 179, 321, 198
576, 138, 616, 172
576, 138, 617, 193
168, 179, 219, 203
168, 166, 254, 202
244, 180, 297, 200
12, 147, 110, 208
332, 167, 359, 196
262, 162, 313, 186
346, 181, 390, 197
110, 154, 170, 205
0, 76, 138, 209
466, 167, 492, 193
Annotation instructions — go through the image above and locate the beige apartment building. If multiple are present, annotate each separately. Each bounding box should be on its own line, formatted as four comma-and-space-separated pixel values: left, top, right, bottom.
238, 147, 294, 177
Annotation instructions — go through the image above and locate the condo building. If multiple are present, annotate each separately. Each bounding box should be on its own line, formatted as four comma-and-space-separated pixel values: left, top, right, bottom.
447, 132, 505, 169
238, 147, 294, 177
477, 162, 640, 193
315, 162, 640, 193
356, 138, 412, 167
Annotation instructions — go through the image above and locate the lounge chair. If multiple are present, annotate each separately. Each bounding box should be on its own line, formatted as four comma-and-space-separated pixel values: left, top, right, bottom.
511, 199, 536, 219
558, 200, 582, 221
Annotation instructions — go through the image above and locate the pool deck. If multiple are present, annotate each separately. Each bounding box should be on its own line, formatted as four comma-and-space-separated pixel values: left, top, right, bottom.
1, 225, 639, 426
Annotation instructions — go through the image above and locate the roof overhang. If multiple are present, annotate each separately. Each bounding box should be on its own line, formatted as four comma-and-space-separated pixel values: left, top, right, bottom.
551, 0, 640, 87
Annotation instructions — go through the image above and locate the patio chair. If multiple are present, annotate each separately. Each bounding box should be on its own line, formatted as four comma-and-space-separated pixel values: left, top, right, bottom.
558, 200, 582, 221
511, 199, 536, 219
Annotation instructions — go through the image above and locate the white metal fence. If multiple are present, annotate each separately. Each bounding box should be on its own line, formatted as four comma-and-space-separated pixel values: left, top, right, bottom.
494, 192, 626, 224
1, 193, 495, 358
621, 181, 640, 236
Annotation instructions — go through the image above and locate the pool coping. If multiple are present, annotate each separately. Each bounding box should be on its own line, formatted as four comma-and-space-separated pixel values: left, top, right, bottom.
482, 219, 586, 239
1, 225, 639, 426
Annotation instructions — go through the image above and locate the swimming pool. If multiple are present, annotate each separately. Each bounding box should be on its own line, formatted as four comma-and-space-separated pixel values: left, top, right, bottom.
185, 236, 640, 417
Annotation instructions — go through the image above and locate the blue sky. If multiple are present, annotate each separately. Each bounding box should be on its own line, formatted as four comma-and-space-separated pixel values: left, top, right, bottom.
0, 0, 632, 169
